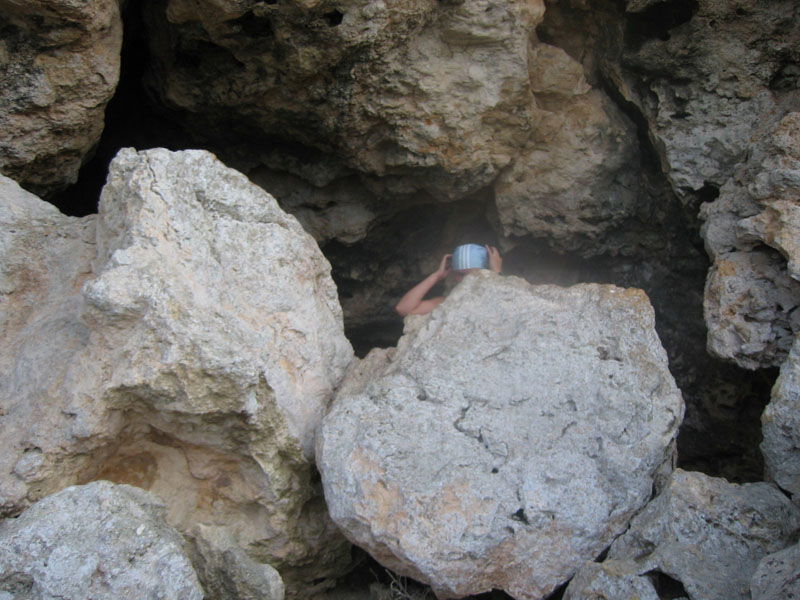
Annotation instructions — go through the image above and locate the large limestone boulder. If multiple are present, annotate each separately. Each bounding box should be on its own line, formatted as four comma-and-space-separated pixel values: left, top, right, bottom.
0, 148, 354, 594
567, 469, 800, 600
0, 481, 204, 600
0, 0, 122, 197
317, 272, 683, 600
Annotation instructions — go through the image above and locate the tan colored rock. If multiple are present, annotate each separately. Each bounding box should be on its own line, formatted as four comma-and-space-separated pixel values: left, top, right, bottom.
0, 148, 354, 595
494, 88, 640, 255
0, 481, 205, 600
147, 0, 543, 199
318, 273, 683, 600
0, 0, 122, 197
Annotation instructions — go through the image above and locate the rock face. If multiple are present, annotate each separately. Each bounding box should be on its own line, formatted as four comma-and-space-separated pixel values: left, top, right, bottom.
0, 0, 122, 197
317, 272, 683, 600
0, 480, 204, 600
761, 334, 800, 498
614, 0, 800, 370
701, 112, 800, 370
751, 542, 800, 600
568, 469, 800, 600
0, 148, 354, 594
141, 0, 647, 253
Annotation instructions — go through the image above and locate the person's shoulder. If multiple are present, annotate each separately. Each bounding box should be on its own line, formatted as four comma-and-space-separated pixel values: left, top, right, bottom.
410, 296, 446, 315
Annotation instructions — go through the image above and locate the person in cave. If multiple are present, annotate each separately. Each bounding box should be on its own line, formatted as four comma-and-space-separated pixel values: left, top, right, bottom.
394, 244, 503, 317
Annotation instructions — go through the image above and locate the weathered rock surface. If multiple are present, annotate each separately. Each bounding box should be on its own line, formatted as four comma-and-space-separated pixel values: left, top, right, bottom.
751, 541, 800, 600
583, 469, 800, 600
0, 148, 354, 594
0, 480, 204, 600
762, 334, 800, 499
701, 112, 800, 369
562, 560, 661, 600
0, 0, 122, 197
317, 272, 683, 600
494, 85, 642, 256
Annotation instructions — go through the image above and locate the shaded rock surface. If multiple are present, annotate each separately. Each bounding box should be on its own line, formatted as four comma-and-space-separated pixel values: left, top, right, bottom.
761, 333, 800, 499
0, 0, 122, 197
318, 272, 683, 600
571, 469, 800, 600
701, 112, 800, 370
0, 480, 204, 600
751, 541, 800, 600
0, 148, 354, 595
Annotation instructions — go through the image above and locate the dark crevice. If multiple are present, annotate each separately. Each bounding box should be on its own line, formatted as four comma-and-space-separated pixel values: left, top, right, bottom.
323, 10, 344, 27
645, 570, 689, 600
624, 0, 699, 50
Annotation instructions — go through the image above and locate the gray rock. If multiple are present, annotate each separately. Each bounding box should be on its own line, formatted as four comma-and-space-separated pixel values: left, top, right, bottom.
563, 560, 660, 600
0, 149, 354, 594
751, 542, 800, 600
762, 334, 800, 499
0, 0, 122, 196
318, 272, 683, 600
0, 480, 204, 599
606, 469, 800, 600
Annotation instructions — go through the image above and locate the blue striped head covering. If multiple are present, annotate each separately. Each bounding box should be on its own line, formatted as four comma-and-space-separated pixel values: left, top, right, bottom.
452, 244, 489, 271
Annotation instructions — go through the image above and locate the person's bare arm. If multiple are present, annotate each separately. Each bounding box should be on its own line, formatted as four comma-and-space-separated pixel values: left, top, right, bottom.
395, 254, 451, 317
486, 245, 503, 274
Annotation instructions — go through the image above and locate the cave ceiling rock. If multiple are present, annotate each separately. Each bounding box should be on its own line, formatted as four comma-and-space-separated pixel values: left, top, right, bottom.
146, 0, 546, 200
317, 272, 684, 600
0, 0, 122, 198
0, 148, 354, 596
565, 469, 800, 600
0, 481, 206, 599
701, 112, 800, 369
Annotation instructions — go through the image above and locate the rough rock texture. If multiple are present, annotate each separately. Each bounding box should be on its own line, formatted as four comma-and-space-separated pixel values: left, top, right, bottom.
494, 86, 642, 256
616, 0, 800, 370
761, 334, 800, 499
593, 469, 800, 600
317, 272, 683, 600
701, 112, 800, 369
562, 560, 661, 600
141, 0, 648, 253
144, 0, 539, 197
0, 480, 204, 600
751, 542, 800, 600
0, 0, 122, 197
0, 148, 354, 595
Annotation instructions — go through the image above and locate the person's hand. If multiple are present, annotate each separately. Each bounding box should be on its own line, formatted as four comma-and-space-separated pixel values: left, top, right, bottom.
435, 254, 452, 281
486, 245, 503, 273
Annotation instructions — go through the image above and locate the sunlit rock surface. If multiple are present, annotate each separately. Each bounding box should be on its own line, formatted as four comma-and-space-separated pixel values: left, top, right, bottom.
0, 149, 354, 595
318, 272, 683, 600
581, 469, 800, 600
0, 481, 204, 600
0, 0, 122, 197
